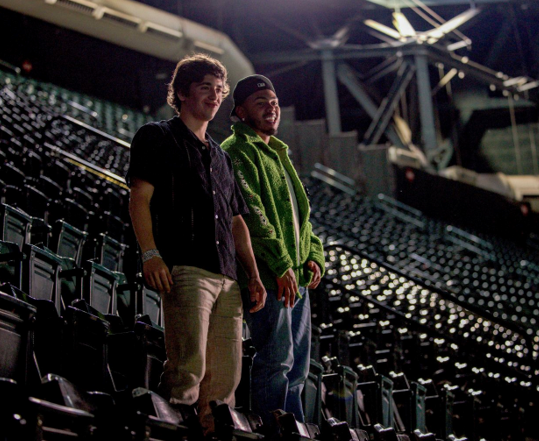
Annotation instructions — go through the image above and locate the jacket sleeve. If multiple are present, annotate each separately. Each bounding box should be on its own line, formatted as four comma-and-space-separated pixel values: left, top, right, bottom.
229, 148, 294, 279
308, 230, 326, 277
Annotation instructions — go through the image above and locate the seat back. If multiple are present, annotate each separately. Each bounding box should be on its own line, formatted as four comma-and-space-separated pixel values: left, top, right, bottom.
50, 220, 88, 266
0, 292, 36, 387
137, 284, 163, 328
82, 260, 118, 316
0, 240, 24, 288
302, 358, 324, 427
21, 243, 63, 313
93, 233, 127, 272
62, 305, 112, 391
357, 366, 394, 430
0, 203, 32, 248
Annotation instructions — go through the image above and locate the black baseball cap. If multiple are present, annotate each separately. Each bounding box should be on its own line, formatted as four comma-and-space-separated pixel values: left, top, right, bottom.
230, 74, 275, 118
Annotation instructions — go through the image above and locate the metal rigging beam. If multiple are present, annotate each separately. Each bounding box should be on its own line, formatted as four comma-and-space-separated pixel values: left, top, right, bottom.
363, 61, 416, 146
336, 62, 406, 148
321, 50, 342, 135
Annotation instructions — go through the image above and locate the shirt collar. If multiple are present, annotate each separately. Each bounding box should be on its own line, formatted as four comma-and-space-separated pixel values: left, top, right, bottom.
171, 116, 218, 150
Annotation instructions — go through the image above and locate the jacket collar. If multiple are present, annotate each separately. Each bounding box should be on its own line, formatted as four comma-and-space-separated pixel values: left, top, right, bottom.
231, 122, 288, 153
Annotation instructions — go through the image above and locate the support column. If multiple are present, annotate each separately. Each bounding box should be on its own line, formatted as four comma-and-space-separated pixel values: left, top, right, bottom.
321, 50, 342, 135
415, 53, 437, 154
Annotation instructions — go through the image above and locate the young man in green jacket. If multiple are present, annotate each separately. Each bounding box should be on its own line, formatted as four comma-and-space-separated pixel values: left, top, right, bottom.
222, 75, 325, 438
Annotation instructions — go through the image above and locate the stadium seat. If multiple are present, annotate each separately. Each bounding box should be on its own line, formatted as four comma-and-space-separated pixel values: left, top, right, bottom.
0, 291, 36, 387
50, 219, 88, 266
21, 243, 63, 313
0, 203, 32, 248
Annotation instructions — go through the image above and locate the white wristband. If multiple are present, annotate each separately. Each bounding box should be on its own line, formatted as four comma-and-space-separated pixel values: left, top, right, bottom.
142, 249, 162, 263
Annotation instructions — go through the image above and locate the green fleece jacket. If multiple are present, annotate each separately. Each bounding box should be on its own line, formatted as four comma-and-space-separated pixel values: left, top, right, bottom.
222, 122, 325, 291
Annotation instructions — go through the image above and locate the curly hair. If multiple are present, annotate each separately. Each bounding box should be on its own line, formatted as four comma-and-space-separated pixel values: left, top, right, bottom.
167, 53, 230, 115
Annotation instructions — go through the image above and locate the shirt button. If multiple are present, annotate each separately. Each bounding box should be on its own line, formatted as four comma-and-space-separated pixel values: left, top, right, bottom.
216, 240, 220, 245
210, 167, 213, 172
202, 146, 206, 150
213, 190, 216, 195
215, 214, 219, 219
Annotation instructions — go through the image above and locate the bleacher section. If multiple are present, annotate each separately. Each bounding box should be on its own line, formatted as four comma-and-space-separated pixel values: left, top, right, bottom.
0, 67, 538, 441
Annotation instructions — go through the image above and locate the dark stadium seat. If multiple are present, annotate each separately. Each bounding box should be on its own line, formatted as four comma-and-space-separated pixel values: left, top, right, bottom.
0, 240, 23, 288
2, 162, 26, 188
0, 203, 32, 248
43, 158, 73, 189
211, 399, 264, 440
80, 260, 120, 316
321, 356, 361, 430
1, 184, 25, 209
128, 387, 192, 440
0, 281, 64, 384
62, 304, 113, 392
136, 282, 163, 328
107, 315, 166, 393
390, 372, 435, 440
62, 197, 92, 232
99, 184, 129, 218
22, 184, 50, 221
21, 243, 63, 313
94, 210, 129, 243
50, 219, 89, 266
35, 174, 64, 200
88, 232, 127, 272
272, 408, 321, 440
302, 358, 324, 428
0, 291, 36, 387
235, 338, 256, 413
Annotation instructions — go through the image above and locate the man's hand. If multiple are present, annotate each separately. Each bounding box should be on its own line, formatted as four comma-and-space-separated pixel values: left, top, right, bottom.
307, 260, 321, 289
143, 257, 173, 294
247, 276, 267, 313
276, 268, 298, 308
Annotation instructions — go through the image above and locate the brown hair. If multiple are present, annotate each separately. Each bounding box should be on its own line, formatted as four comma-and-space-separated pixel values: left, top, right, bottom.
167, 53, 230, 114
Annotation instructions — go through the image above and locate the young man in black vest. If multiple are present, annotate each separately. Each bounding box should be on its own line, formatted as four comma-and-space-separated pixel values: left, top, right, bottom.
127, 54, 266, 437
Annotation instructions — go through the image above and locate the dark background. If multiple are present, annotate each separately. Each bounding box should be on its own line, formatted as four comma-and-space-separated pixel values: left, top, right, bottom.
1, 0, 538, 134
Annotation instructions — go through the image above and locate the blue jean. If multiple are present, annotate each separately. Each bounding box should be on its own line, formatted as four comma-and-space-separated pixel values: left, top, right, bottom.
242, 286, 311, 436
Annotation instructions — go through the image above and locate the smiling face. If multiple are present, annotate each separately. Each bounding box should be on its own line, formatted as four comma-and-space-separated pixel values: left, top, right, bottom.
178, 74, 224, 122
236, 89, 280, 141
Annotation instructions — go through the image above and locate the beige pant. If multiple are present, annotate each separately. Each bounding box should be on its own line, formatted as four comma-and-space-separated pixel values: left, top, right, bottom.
159, 265, 243, 432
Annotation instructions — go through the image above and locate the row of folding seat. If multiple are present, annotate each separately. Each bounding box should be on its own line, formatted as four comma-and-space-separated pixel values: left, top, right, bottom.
307, 277, 536, 441
307, 178, 539, 338
1, 68, 153, 142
